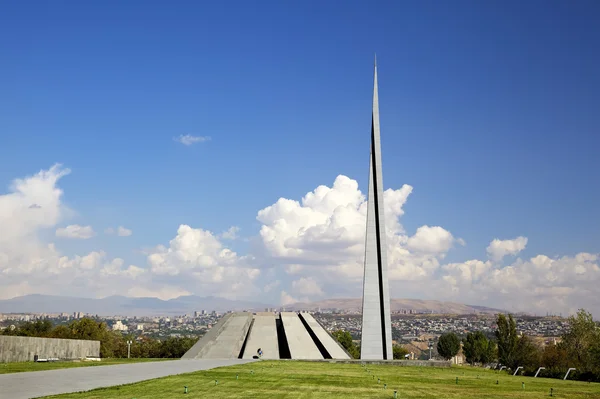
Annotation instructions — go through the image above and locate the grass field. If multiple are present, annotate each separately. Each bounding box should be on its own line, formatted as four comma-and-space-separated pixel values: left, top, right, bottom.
42, 360, 600, 398
0, 358, 174, 374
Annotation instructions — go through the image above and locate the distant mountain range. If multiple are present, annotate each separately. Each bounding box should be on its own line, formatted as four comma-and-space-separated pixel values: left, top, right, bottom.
286, 298, 504, 315
0, 295, 504, 316
0, 294, 272, 316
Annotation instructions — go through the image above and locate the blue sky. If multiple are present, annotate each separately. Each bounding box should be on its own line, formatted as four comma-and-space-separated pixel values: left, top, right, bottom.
1, 1, 599, 313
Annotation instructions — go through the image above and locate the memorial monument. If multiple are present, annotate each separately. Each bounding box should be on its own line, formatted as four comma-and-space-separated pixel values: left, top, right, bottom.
360, 58, 393, 360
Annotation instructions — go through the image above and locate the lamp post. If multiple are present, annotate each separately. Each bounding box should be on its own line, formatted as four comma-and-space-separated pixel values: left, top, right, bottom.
127, 340, 132, 359
564, 368, 576, 380
534, 367, 545, 378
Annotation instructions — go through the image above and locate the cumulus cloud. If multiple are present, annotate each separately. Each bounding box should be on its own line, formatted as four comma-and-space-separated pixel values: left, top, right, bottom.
255, 174, 458, 292
292, 277, 324, 296
280, 290, 300, 306
145, 224, 261, 299
487, 236, 528, 261
263, 280, 280, 293
56, 225, 95, 239
220, 226, 240, 240
174, 134, 210, 146
117, 226, 132, 237
2, 166, 598, 316
0, 165, 143, 299
440, 252, 600, 316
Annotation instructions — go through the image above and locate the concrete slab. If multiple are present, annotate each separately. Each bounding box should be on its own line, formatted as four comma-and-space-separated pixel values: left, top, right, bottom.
0, 359, 255, 399
300, 313, 350, 359
242, 313, 279, 359
280, 312, 323, 360
182, 312, 253, 359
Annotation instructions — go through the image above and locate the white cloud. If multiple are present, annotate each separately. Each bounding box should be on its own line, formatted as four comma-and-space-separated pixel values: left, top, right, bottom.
0, 166, 144, 299
487, 236, 528, 261
407, 225, 456, 254
117, 226, 132, 237
263, 280, 280, 293
0, 164, 70, 245
174, 134, 211, 146
56, 224, 95, 239
104, 226, 133, 237
220, 226, 240, 240
145, 224, 261, 299
255, 174, 456, 289
440, 253, 599, 315
1, 166, 598, 317
280, 290, 299, 306
292, 277, 324, 296
127, 286, 189, 301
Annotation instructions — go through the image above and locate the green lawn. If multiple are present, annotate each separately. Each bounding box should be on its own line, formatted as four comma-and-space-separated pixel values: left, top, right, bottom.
0, 358, 174, 374
42, 360, 600, 398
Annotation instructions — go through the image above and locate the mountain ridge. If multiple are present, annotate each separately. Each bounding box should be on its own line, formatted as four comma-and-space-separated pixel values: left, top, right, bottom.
0, 295, 504, 316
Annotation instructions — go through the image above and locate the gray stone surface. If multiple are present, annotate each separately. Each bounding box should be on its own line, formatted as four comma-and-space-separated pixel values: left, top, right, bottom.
360, 60, 393, 360
300, 313, 350, 359
242, 313, 279, 359
182, 312, 252, 359
0, 359, 254, 399
0, 336, 100, 363
281, 312, 323, 360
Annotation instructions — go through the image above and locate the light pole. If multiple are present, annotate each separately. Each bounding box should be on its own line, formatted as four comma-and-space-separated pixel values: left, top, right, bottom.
564, 368, 576, 380
428, 341, 433, 360
534, 367, 545, 378
127, 340, 132, 359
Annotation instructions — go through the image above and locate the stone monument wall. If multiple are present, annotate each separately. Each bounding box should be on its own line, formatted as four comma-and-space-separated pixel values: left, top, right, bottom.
0, 335, 100, 363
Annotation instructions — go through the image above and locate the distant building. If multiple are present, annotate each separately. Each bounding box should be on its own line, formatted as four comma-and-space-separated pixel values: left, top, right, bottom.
112, 320, 128, 331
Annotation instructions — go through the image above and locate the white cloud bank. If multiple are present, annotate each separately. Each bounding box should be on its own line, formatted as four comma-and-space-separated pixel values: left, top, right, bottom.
0, 166, 598, 316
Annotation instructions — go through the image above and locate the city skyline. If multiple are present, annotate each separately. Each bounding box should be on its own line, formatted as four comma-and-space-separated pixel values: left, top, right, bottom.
1, 2, 599, 317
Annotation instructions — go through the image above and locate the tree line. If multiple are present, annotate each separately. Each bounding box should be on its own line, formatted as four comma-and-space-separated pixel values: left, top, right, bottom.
2, 318, 198, 359
332, 330, 409, 360
435, 309, 600, 382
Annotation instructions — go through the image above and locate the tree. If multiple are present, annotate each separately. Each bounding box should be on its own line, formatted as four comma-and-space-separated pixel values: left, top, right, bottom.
514, 335, 541, 373
560, 309, 600, 372
437, 333, 461, 360
393, 345, 409, 359
542, 343, 568, 377
332, 330, 360, 359
496, 314, 518, 369
2, 320, 53, 337
463, 331, 496, 365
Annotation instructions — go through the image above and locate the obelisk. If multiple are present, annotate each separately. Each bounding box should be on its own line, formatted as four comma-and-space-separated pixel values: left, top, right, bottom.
360, 57, 393, 360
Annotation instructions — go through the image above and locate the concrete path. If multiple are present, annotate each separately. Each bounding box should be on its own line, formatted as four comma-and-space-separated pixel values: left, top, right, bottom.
0, 359, 255, 399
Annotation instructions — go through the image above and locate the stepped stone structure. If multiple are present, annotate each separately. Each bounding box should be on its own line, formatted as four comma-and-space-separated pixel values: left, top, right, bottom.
182, 312, 349, 360
360, 59, 393, 360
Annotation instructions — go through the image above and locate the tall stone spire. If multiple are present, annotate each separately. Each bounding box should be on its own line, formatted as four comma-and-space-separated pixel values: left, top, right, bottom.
360, 58, 393, 360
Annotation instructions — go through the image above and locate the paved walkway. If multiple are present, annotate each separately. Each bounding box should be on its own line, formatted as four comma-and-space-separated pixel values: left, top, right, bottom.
0, 359, 255, 399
